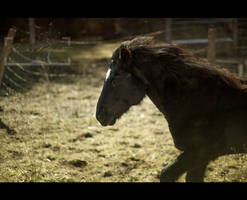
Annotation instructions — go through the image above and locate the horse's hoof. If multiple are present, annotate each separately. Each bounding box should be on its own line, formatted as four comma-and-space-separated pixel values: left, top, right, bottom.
159, 169, 177, 182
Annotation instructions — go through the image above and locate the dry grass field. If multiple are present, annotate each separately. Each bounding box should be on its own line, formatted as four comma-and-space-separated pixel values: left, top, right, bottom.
1, 41, 247, 182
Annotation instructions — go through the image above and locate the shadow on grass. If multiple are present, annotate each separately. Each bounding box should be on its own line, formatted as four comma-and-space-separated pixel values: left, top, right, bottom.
0, 117, 16, 135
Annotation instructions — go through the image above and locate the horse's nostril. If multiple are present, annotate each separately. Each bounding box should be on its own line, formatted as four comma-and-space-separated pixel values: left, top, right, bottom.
97, 113, 103, 120
96, 108, 105, 120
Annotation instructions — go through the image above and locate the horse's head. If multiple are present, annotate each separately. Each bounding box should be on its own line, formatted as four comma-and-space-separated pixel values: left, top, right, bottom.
96, 45, 146, 126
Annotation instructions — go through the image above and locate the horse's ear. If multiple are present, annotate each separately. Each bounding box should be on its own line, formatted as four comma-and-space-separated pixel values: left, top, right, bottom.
119, 47, 132, 63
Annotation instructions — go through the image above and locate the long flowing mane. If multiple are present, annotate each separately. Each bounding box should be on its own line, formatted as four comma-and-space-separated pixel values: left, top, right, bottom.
123, 36, 245, 91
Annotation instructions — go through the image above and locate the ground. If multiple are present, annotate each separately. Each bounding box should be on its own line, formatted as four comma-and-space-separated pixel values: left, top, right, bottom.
0, 41, 247, 182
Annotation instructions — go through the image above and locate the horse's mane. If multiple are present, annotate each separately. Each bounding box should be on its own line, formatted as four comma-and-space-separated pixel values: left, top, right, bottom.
122, 36, 246, 90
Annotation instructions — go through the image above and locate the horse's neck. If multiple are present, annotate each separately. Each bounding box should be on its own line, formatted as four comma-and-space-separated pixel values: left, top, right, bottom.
146, 85, 169, 119
133, 65, 169, 117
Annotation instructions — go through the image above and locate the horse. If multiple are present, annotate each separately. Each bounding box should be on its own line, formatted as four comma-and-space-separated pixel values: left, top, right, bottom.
96, 36, 247, 182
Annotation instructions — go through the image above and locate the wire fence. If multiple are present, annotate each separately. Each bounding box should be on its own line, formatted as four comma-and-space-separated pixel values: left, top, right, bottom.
0, 39, 81, 96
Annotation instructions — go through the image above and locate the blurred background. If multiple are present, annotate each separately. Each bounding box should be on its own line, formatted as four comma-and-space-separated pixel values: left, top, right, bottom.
1, 18, 247, 182
1, 18, 247, 95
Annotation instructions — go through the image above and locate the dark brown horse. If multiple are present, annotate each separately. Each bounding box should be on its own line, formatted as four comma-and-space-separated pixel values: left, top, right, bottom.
96, 36, 247, 182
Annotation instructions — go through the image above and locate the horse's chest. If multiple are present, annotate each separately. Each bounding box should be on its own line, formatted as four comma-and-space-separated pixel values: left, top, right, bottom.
168, 118, 210, 150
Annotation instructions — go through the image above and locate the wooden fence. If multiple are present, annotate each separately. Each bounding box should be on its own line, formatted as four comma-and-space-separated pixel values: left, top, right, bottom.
0, 28, 16, 87
165, 18, 247, 77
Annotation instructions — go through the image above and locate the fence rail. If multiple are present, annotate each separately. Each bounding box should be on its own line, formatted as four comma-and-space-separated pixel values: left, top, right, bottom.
171, 19, 236, 25
172, 37, 233, 45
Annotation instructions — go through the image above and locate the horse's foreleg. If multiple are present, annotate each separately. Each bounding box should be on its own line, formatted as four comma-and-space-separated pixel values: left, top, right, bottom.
185, 163, 209, 182
160, 150, 213, 182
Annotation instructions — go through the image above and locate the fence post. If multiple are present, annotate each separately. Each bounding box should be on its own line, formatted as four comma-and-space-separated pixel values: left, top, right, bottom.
207, 27, 216, 64
29, 18, 36, 60
232, 18, 238, 48
165, 18, 172, 43
0, 27, 16, 87
238, 63, 244, 77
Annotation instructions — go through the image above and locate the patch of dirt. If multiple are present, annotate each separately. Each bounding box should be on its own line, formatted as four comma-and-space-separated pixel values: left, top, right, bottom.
66, 160, 88, 168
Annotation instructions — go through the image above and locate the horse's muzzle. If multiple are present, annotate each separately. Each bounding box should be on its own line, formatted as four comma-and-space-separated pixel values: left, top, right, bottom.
96, 107, 116, 126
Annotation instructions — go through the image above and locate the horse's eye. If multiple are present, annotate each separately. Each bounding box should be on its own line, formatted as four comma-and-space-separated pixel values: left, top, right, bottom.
111, 59, 116, 65
111, 79, 117, 87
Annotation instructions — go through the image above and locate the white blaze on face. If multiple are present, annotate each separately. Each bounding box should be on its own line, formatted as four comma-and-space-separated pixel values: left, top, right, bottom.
105, 68, 111, 81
